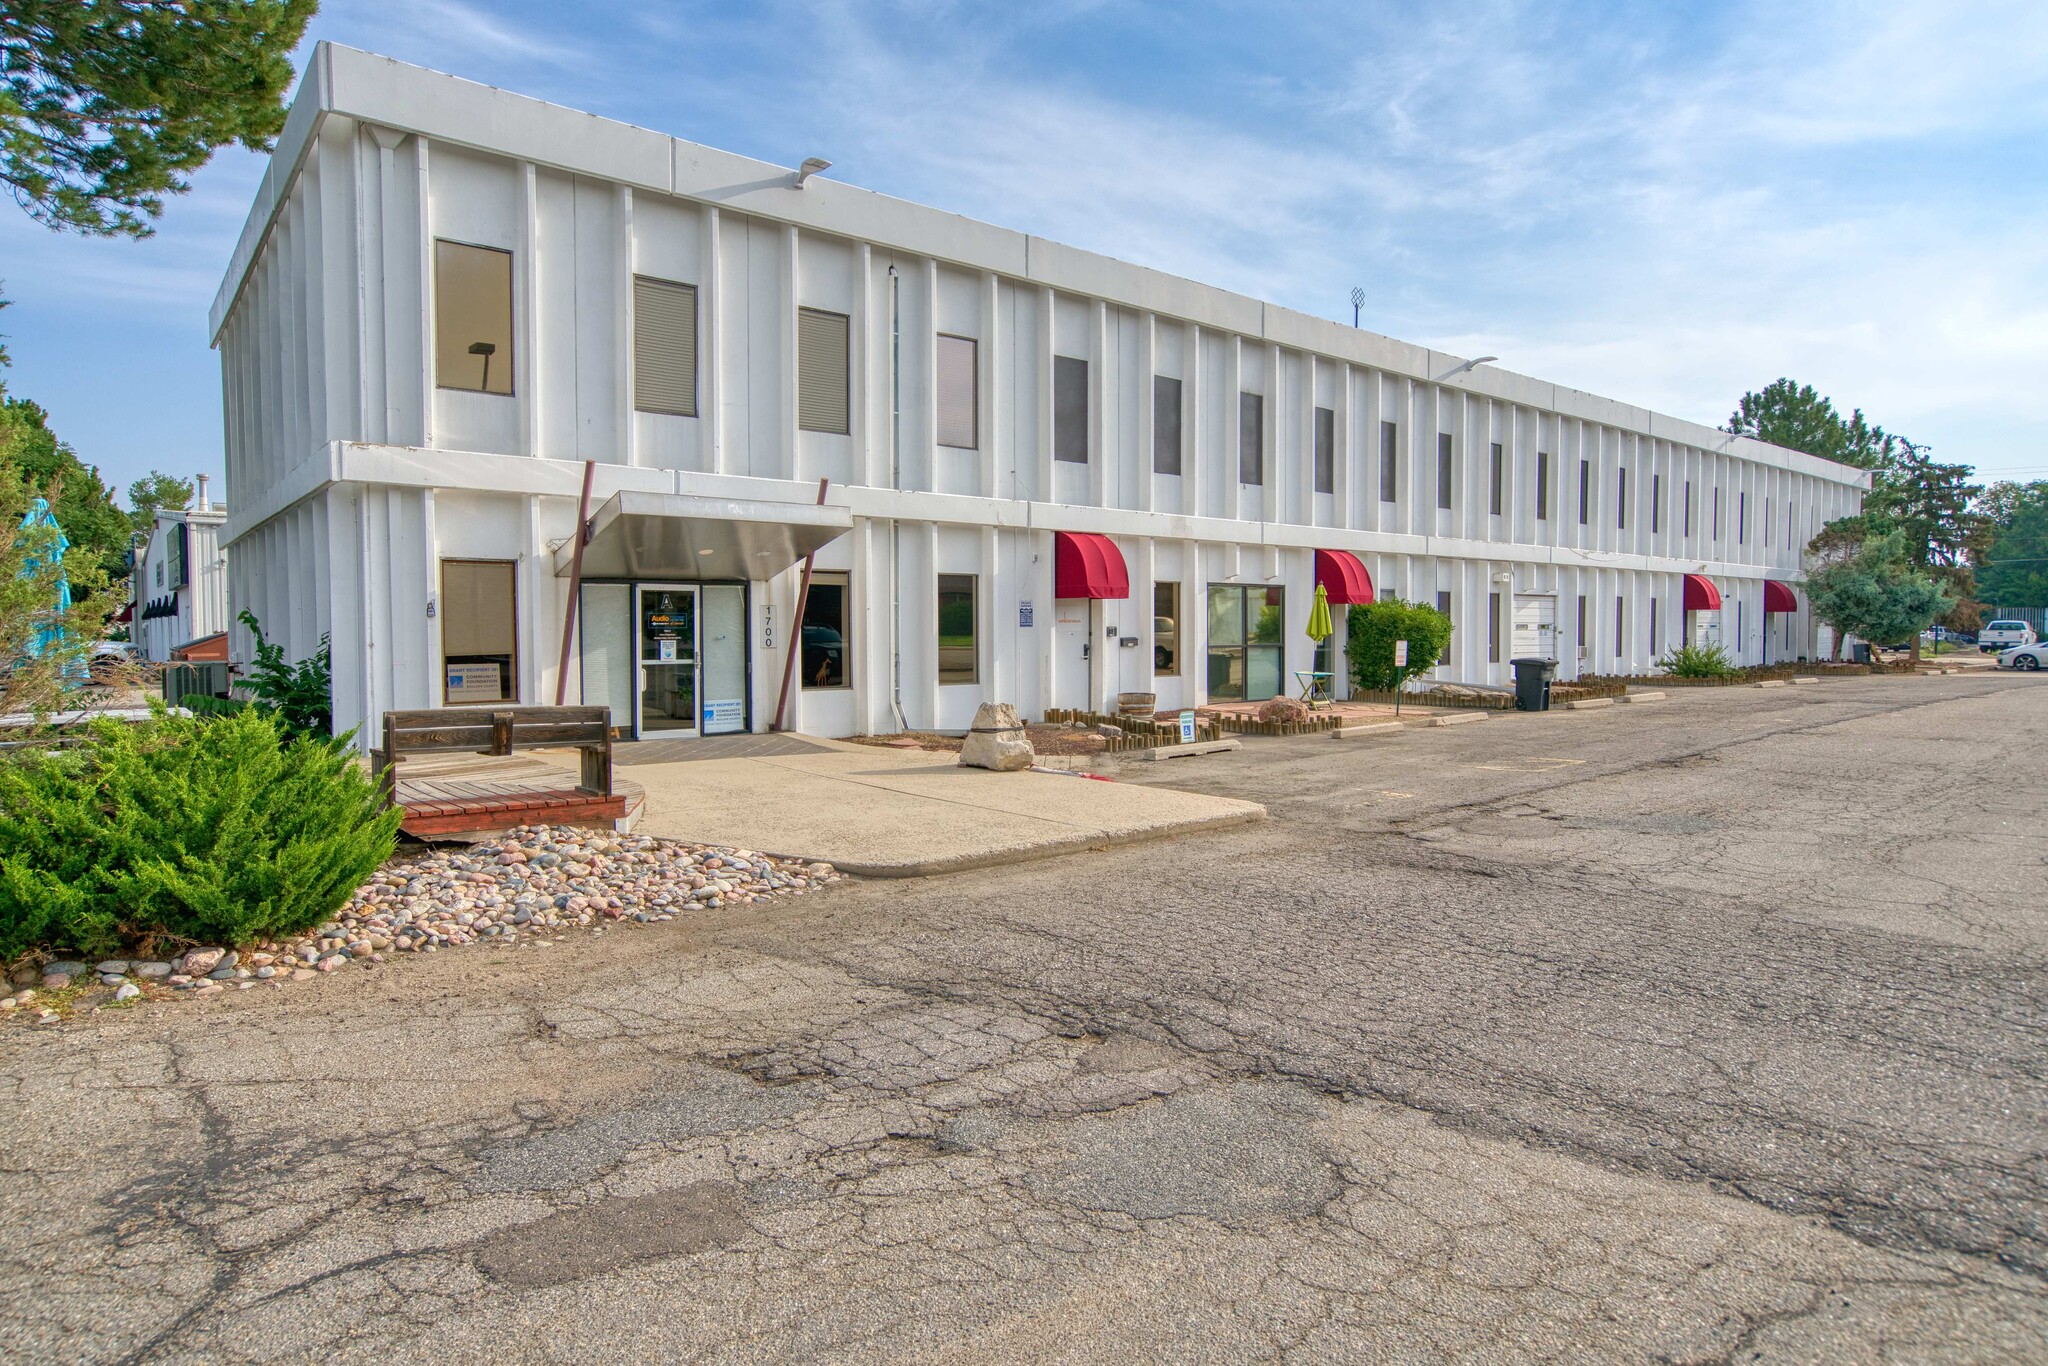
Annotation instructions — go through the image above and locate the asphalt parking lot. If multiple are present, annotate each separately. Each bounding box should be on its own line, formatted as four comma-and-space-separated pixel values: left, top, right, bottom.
2, 671, 2042, 1362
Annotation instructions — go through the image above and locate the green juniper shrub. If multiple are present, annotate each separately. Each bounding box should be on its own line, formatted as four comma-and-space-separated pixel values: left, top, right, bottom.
1657, 642, 1739, 678
1346, 597, 1453, 692
0, 707, 400, 959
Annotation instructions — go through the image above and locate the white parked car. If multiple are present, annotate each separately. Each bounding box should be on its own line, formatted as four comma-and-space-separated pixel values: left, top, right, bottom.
1997, 642, 2047, 672
1979, 620, 2038, 652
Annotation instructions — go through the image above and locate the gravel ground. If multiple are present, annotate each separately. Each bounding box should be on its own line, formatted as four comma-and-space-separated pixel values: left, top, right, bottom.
2, 826, 836, 1022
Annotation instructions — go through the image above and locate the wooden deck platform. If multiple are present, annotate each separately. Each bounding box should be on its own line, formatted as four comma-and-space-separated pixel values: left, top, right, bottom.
384, 752, 643, 839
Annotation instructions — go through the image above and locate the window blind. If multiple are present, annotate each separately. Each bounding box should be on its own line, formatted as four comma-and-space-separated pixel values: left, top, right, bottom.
936, 334, 977, 448
633, 277, 697, 416
798, 308, 851, 434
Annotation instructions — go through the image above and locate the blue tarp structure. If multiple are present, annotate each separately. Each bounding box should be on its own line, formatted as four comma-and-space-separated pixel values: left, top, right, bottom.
18, 496, 75, 665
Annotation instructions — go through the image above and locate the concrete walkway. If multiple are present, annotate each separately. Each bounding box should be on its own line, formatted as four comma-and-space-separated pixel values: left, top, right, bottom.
610, 743, 1266, 877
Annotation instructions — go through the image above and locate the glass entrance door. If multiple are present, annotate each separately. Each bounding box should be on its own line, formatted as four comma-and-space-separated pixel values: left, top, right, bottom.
635, 585, 699, 736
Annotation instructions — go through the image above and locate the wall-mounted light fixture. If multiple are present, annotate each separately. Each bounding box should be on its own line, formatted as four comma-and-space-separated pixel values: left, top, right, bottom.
1439, 355, 1498, 381
793, 156, 832, 189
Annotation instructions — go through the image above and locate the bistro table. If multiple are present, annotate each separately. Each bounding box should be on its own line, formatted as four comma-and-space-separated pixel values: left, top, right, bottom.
1294, 670, 1334, 706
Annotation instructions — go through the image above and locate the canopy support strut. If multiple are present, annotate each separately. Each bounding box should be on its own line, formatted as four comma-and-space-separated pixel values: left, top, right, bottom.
772, 478, 830, 732
553, 459, 597, 707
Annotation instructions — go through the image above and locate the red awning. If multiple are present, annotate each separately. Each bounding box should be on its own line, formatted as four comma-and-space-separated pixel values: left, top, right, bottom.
1315, 549, 1374, 605
1682, 573, 1722, 612
115, 601, 134, 624
1764, 580, 1798, 614
1052, 531, 1130, 599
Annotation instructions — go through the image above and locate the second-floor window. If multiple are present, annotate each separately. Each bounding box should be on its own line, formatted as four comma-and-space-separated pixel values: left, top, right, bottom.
937, 334, 978, 449
797, 308, 851, 434
1436, 433, 1453, 509
1578, 459, 1591, 525
1379, 421, 1398, 503
435, 240, 514, 395
1652, 474, 1662, 533
1537, 451, 1550, 520
1490, 442, 1504, 515
1153, 376, 1182, 474
633, 277, 698, 416
1054, 356, 1088, 463
1239, 392, 1264, 485
1618, 468, 1628, 530
1313, 406, 1335, 494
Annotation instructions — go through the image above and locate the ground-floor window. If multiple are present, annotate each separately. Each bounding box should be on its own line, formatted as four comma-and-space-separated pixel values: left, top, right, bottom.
1154, 582, 1180, 675
441, 558, 517, 703
1488, 591, 1502, 663
1207, 583, 1284, 700
938, 574, 978, 685
802, 572, 849, 689
1437, 590, 1453, 665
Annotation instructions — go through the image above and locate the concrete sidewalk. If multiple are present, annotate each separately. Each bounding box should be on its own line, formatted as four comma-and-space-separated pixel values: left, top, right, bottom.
610, 744, 1266, 877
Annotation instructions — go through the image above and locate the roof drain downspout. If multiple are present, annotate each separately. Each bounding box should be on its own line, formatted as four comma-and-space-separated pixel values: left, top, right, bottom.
887, 263, 908, 733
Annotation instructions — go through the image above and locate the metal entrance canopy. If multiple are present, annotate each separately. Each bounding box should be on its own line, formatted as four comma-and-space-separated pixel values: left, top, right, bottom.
553, 491, 851, 581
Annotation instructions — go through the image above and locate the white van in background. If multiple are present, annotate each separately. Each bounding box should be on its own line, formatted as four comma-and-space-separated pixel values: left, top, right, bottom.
1979, 620, 2039, 652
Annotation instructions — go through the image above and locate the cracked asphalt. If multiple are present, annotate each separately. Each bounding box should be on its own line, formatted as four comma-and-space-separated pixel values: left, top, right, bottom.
2, 672, 2044, 1363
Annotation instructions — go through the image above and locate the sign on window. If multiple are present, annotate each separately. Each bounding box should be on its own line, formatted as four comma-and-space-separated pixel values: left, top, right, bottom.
445, 661, 503, 703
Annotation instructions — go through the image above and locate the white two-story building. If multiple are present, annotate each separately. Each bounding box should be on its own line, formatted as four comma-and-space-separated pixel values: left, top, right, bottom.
214, 44, 1867, 744
130, 476, 230, 662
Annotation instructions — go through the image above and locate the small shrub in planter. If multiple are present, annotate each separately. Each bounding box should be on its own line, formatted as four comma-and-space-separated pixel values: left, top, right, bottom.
0, 708, 401, 959
1347, 597, 1453, 692
1658, 642, 1738, 679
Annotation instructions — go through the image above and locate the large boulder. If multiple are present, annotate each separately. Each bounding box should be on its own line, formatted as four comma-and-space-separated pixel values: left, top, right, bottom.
959, 702, 1035, 772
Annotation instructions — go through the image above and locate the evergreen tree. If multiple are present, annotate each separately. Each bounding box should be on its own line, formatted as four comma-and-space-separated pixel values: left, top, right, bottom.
1, 0, 316, 236
125, 469, 192, 531
1728, 379, 1894, 470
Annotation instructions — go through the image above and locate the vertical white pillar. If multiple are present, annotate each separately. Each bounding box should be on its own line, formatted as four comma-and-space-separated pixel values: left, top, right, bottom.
1090, 300, 1109, 508
1135, 312, 1155, 513
854, 242, 873, 486
1223, 337, 1242, 523
617, 185, 636, 467
702, 205, 724, 475
783, 224, 801, 482
980, 270, 1000, 499
517, 161, 540, 457
1184, 325, 1203, 517
413, 137, 433, 451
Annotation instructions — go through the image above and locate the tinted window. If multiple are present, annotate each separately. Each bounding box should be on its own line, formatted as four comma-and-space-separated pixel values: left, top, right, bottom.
1054, 356, 1089, 463
1153, 376, 1182, 475
435, 240, 514, 395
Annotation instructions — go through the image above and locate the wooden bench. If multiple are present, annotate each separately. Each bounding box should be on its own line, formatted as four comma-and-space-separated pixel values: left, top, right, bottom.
371, 707, 617, 834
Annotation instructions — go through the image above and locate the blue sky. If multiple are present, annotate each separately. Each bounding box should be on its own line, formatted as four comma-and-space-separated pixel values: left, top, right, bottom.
4, 0, 2045, 505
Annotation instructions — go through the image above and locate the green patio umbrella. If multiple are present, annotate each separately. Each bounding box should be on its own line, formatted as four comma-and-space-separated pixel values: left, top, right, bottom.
1306, 582, 1334, 645
1304, 583, 1336, 705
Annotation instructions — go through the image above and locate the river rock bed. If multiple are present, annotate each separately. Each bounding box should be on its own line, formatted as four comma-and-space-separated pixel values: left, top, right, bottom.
2, 825, 838, 1020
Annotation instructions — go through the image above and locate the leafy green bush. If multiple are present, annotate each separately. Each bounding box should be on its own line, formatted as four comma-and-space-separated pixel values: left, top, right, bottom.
1346, 596, 1453, 691
0, 708, 400, 959
236, 609, 333, 736
1657, 642, 1739, 678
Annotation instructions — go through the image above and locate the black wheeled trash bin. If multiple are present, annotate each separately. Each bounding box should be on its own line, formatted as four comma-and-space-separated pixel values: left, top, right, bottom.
1511, 657, 1557, 711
